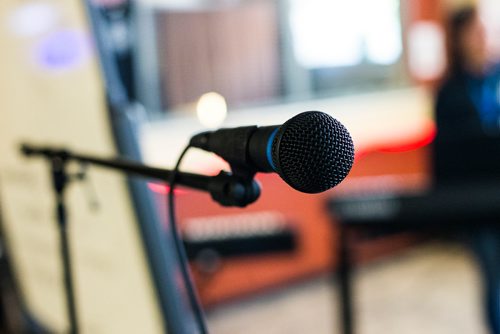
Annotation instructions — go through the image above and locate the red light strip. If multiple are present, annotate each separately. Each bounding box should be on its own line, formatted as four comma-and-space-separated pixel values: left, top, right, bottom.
148, 183, 188, 195
355, 120, 436, 158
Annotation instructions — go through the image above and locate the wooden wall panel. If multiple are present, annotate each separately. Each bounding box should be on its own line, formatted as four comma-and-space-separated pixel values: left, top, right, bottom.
157, 1, 280, 109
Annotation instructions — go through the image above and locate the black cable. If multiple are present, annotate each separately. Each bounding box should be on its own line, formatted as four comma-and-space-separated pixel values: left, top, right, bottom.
168, 145, 208, 334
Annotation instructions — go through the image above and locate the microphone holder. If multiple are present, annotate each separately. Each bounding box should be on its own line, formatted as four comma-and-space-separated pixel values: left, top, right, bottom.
20, 143, 261, 334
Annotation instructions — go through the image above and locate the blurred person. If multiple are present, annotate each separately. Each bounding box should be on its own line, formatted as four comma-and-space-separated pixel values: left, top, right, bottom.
435, 6, 500, 179
434, 6, 500, 334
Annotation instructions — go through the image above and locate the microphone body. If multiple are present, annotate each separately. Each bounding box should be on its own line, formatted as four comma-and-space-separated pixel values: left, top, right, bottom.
190, 125, 278, 173
190, 111, 355, 194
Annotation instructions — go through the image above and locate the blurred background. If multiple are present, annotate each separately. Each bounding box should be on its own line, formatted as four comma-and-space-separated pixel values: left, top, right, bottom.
1, 0, 500, 333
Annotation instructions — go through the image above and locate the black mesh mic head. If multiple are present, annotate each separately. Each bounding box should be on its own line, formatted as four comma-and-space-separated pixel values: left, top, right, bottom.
271, 111, 354, 193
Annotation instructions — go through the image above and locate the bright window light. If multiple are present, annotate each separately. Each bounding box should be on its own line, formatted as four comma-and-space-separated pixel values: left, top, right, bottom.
363, 0, 402, 65
289, 0, 362, 68
289, 0, 402, 68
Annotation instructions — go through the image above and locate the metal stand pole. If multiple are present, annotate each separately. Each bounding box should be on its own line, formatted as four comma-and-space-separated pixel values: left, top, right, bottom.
21, 143, 262, 334
338, 223, 354, 334
50, 157, 78, 334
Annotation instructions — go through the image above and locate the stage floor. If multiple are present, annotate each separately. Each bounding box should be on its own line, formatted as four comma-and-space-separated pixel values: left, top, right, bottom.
206, 242, 486, 334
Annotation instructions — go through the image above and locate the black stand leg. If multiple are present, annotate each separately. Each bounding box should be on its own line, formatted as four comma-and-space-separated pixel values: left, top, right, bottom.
20, 143, 265, 334
51, 158, 79, 334
338, 223, 354, 334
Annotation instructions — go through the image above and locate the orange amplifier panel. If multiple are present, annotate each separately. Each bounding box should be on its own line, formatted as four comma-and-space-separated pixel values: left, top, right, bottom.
152, 144, 432, 306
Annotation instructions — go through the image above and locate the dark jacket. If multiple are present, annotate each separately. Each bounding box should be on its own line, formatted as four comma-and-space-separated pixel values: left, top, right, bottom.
434, 71, 500, 184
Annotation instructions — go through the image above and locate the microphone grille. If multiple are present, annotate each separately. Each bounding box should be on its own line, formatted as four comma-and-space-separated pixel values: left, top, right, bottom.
271, 111, 354, 193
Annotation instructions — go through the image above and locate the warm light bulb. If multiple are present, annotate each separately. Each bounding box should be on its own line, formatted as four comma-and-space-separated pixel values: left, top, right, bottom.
196, 92, 228, 128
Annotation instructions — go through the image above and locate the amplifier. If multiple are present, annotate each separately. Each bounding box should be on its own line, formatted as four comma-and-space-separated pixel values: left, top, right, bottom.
182, 211, 297, 261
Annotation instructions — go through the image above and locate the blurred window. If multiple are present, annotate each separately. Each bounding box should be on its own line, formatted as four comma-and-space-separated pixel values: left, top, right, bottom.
289, 0, 402, 68
287, 0, 405, 95
134, 0, 407, 113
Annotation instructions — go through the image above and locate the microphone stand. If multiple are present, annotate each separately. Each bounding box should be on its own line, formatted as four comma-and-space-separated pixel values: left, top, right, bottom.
20, 143, 261, 334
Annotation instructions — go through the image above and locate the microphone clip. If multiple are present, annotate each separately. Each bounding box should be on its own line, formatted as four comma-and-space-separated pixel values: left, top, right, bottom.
207, 170, 260, 208
208, 165, 260, 208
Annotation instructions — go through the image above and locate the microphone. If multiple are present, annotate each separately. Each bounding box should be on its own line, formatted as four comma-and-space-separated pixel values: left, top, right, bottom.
189, 111, 355, 194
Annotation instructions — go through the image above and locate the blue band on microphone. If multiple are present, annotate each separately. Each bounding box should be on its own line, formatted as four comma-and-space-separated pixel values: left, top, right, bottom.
266, 128, 279, 171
